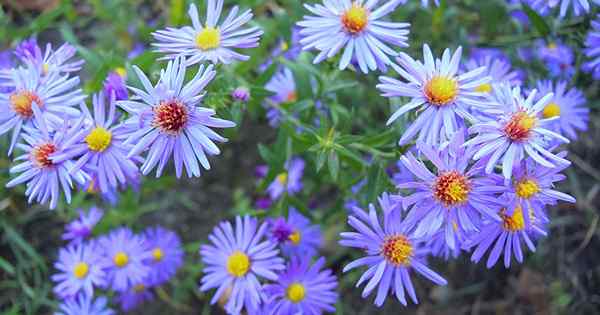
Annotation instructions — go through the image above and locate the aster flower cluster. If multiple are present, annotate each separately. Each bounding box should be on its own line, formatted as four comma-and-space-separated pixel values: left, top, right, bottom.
52, 207, 184, 313
200, 213, 337, 315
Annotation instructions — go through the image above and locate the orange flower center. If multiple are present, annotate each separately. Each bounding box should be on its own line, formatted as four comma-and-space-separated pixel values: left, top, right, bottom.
32, 143, 57, 168
381, 235, 413, 266
153, 100, 188, 134
424, 76, 459, 106
433, 171, 471, 206
504, 111, 537, 141
501, 206, 526, 232
341, 4, 368, 34
9, 90, 43, 118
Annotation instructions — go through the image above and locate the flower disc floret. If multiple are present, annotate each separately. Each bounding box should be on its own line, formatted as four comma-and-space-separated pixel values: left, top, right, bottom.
196, 27, 221, 50
153, 100, 189, 134
341, 4, 368, 34
433, 171, 471, 206
226, 250, 251, 277
85, 127, 112, 152
382, 235, 413, 266
286, 282, 306, 303
424, 76, 459, 106
503, 111, 537, 141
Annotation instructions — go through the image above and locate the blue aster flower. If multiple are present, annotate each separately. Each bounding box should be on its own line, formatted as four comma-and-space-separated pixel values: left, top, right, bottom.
152, 1, 263, 65
263, 256, 338, 315
532, 80, 588, 140
583, 15, 600, 79
116, 283, 155, 312
5, 109, 89, 209
463, 48, 522, 94
535, 40, 575, 80
62, 207, 104, 243
199, 216, 285, 315
421, 0, 440, 7
340, 193, 447, 306
51, 241, 108, 299
259, 27, 302, 72
266, 157, 305, 200
397, 132, 505, 250
103, 70, 128, 101
55, 293, 114, 315
268, 208, 322, 258
264, 68, 297, 127
0, 63, 85, 154
142, 226, 184, 286
465, 84, 571, 180
118, 57, 235, 178
377, 44, 491, 146
99, 227, 151, 292
297, 0, 409, 74
523, 0, 598, 18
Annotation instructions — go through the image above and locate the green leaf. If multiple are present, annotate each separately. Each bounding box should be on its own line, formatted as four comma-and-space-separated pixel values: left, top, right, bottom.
328, 150, 339, 180
522, 3, 551, 36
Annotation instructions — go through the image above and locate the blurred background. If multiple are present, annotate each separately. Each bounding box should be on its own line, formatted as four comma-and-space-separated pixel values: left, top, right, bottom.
1, 0, 600, 314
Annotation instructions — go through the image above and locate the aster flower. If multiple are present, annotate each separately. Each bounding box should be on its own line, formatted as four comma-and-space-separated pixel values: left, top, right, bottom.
103, 70, 128, 101
532, 80, 588, 140
143, 226, 184, 286
264, 68, 297, 127
535, 40, 575, 79
99, 227, 151, 292
523, 0, 597, 18
465, 84, 571, 180
266, 157, 305, 200
118, 57, 235, 178
427, 231, 462, 260
52, 242, 107, 298
340, 193, 447, 306
62, 207, 104, 243
152, 2, 263, 65
14, 37, 39, 62
463, 48, 522, 94
398, 132, 505, 250
200, 216, 285, 314
259, 27, 302, 72
15, 38, 83, 76
0, 63, 85, 154
377, 44, 491, 146
231, 86, 250, 102
297, 0, 410, 74
269, 208, 322, 258
55, 293, 114, 315
263, 256, 338, 315
117, 283, 155, 312
583, 15, 600, 79
421, 0, 440, 6
5, 110, 89, 209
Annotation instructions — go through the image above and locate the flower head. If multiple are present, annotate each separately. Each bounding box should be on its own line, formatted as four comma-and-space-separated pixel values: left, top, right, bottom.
377, 44, 491, 146
264, 68, 297, 127
263, 257, 338, 315
62, 207, 104, 243
200, 216, 285, 314
523, 0, 596, 18
118, 57, 235, 178
268, 208, 322, 258
103, 71, 128, 101
55, 293, 114, 315
51, 242, 107, 299
463, 48, 522, 95
152, 2, 263, 65
267, 157, 305, 200
116, 283, 155, 312
297, 0, 410, 73
583, 15, 600, 79
340, 193, 447, 306
231, 86, 250, 103
536, 40, 575, 79
142, 226, 184, 286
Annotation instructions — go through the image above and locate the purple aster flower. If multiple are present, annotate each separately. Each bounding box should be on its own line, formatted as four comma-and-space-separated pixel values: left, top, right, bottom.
62, 207, 104, 243
427, 231, 462, 260
0, 50, 15, 93
532, 80, 588, 140
200, 216, 285, 315
463, 48, 522, 94
259, 27, 303, 72
391, 159, 415, 185
297, 0, 410, 74
464, 198, 548, 268
231, 86, 250, 103
116, 283, 155, 312
254, 164, 268, 179
264, 68, 297, 127
14, 37, 40, 62
52, 241, 107, 299
523, 0, 598, 18
269, 208, 322, 258
340, 193, 447, 306
465, 84, 571, 180
266, 157, 305, 200
583, 15, 600, 79
103, 71, 128, 101
536, 40, 575, 79
142, 226, 184, 286
128, 42, 145, 60
398, 132, 505, 250
99, 227, 151, 292
263, 256, 338, 315
55, 293, 114, 315
6, 110, 89, 209
0, 63, 85, 154
377, 44, 491, 146
118, 57, 235, 178
16, 39, 83, 76
152, 2, 263, 65
255, 196, 273, 209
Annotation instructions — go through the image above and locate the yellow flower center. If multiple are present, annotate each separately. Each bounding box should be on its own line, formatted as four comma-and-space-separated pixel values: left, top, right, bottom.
85, 127, 112, 152
115, 67, 127, 78
277, 173, 288, 184
433, 171, 471, 206
42, 63, 50, 75
341, 4, 368, 34
515, 179, 540, 199
547, 42, 557, 50
134, 284, 146, 292
113, 251, 129, 268
542, 102, 561, 119
504, 111, 537, 141
152, 248, 164, 262
196, 27, 221, 51
10, 90, 43, 118
288, 230, 301, 245
475, 83, 492, 94
424, 76, 459, 106
286, 282, 306, 303
73, 262, 89, 279
501, 206, 526, 232
381, 235, 413, 266
280, 41, 289, 52
226, 251, 250, 277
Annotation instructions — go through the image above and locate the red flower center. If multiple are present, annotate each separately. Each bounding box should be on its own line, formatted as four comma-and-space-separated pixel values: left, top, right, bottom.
153, 100, 188, 134
503, 110, 537, 142
433, 170, 471, 206
32, 143, 57, 168
381, 235, 413, 266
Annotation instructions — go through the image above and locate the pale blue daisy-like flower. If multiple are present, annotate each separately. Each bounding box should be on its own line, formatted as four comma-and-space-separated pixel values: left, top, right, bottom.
99, 227, 151, 292
55, 293, 114, 315
421, 0, 440, 7
263, 256, 338, 315
51, 241, 107, 299
523, 0, 598, 18
463, 48, 522, 94
465, 84, 570, 180
0, 63, 85, 154
6, 109, 89, 209
583, 15, 600, 79
268, 207, 322, 258
53, 92, 140, 194
297, 0, 409, 74
532, 80, 588, 140
340, 193, 447, 306
15, 38, 83, 76
118, 57, 235, 178
116, 283, 155, 312
62, 207, 104, 243
535, 40, 575, 80
264, 68, 297, 127
152, 1, 263, 65
377, 44, 491, 146
142, 226, 184, 286
266, 157, 305, 200
200, 216, 285, 315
